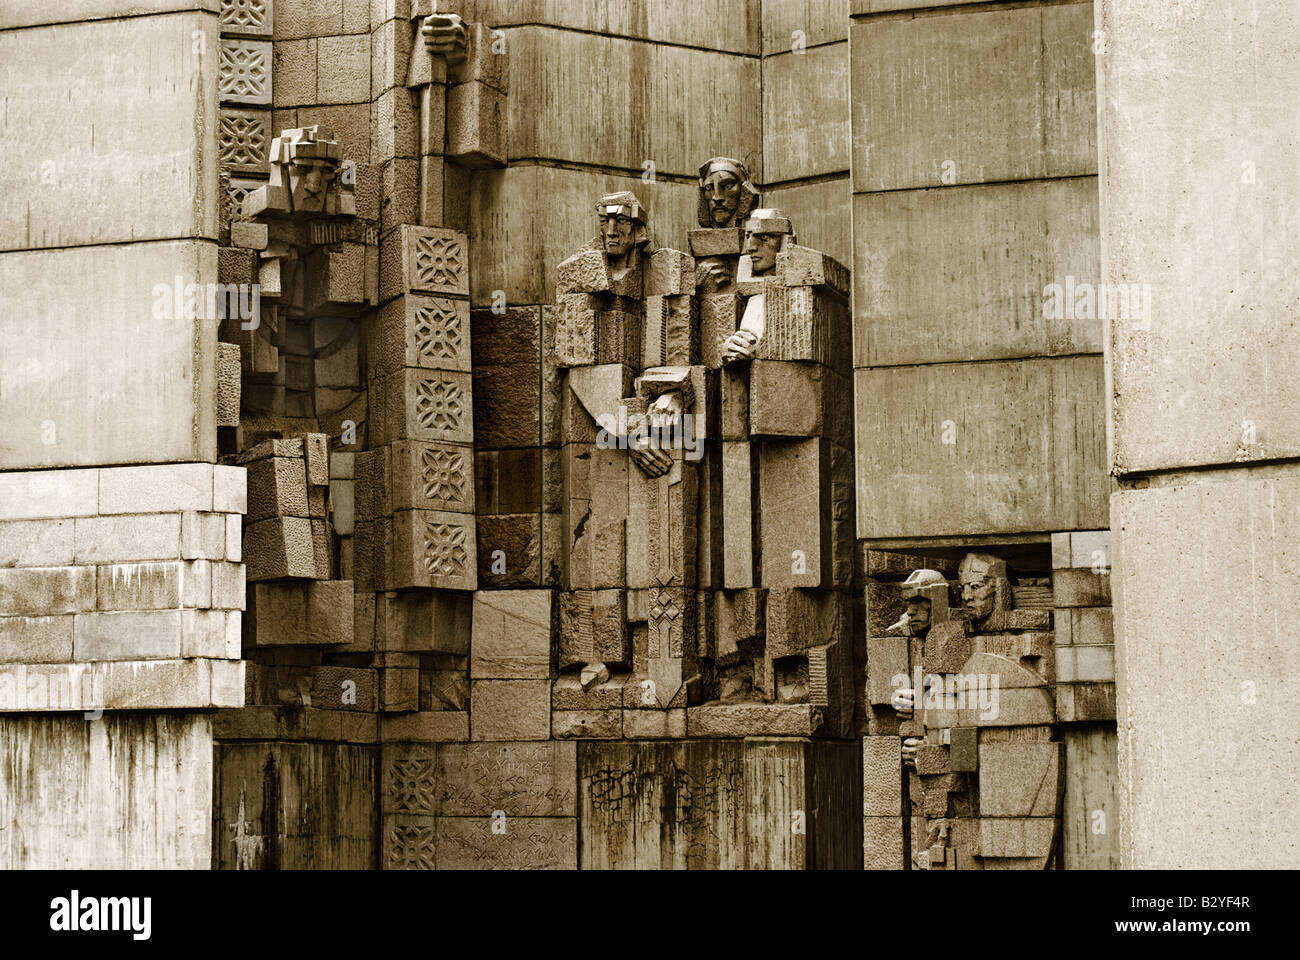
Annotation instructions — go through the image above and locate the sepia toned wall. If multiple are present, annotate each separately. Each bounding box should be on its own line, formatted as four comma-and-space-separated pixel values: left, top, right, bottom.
0, 0, 239, 868
1099, 0, 1300, 869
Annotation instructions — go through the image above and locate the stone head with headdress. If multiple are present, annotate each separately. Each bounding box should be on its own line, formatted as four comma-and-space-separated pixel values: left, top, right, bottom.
697, 157, 760, 228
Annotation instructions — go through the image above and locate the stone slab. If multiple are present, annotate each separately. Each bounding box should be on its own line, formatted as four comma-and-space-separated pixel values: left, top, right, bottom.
0, 242, 218, 470
850, 2, 1096, 191
853, 178, 1101, 367
854, 357, 1108, 538
0, 13, 217, 249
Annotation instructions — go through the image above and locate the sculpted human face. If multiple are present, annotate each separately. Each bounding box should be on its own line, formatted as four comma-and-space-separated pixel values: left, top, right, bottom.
743, 230, 783, 275
703, 169, 742, 226
904, 598, 931, 635
290, 160, 328, 211
961, 575, 997, 620
601, 214, 636, 258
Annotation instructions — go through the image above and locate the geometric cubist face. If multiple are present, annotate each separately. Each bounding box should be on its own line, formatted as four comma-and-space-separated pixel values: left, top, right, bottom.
959, 573, 998, 621
288, 157, 334, 213
600, 213, 638, 259
702, 168, 743, 227
902, 597, 932, 635
742, 229, 784, 275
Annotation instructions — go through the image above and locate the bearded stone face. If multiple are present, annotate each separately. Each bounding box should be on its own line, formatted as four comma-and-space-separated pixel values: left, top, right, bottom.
703, 169, 742, 226
961, 575, 997, 621
601, 214, 636, 258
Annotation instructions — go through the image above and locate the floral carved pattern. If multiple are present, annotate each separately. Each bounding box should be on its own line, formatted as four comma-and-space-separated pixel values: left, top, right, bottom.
220, 0, 270, 30
218, 113, 268, 167
413, 235, 464, 289
421, 447, 467, 504
387, 759, 437, 814
422, 519, 468, 578
219, 41, 271, 101
412, 301, 463, 365
388, 824, 436, 870
414, 375, 465, 434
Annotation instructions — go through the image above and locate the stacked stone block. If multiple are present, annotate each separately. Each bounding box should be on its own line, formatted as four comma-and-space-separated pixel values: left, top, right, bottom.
0, 465, 246, 711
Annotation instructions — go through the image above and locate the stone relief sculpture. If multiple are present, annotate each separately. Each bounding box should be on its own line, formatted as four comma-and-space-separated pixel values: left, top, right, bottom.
691, 157, 761, 293
885, 553, 1061, 869
547, 172, 855, 742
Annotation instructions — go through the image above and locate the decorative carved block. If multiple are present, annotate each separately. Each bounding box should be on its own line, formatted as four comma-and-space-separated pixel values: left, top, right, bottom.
392, 509, 477, 590
383, 369, 474, 444
373, 295, 472, 375
228, 178, 263, 219
218, 40, 272, 106
219, 0, 273, 38
386, 817, 437, 870
391, 440, 475, 513
385, 757, 437, 814
407, 226, 469, 297
218, 109, 271, 175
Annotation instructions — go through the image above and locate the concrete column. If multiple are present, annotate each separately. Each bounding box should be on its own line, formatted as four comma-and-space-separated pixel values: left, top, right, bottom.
1099, 0, 1300, 867
0, 0, 237, 867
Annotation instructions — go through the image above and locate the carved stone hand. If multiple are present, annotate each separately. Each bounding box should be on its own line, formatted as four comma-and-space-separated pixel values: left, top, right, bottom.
721, 328, 759, 364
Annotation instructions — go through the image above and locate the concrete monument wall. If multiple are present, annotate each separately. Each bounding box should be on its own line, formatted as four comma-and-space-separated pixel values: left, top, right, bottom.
0, 0, 239, 868
1099, 0, 1300, 868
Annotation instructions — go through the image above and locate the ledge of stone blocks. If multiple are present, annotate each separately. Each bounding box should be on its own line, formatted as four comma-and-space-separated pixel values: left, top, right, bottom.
0, 463, 246, 522
0, 658, 243, 711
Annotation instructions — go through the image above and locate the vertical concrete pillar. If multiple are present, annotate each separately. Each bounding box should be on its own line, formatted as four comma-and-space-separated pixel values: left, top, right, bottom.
1099, 0, 1300, 867
0, 1, 237, 867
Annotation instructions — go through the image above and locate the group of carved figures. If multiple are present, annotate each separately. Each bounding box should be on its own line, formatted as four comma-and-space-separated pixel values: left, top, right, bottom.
552, 157, 854, 720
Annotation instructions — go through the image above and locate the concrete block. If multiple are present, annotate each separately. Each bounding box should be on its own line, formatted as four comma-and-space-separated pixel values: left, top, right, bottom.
863, 816, 905, 870
1102, 0, 1300, 474
850, 2, 1096, 191
74, 610, 184, 660
978, 742, 1062, 817
316, 33, 370, 104
381, 711, 469, 743
446, 81, 506, 167
244, 517, 316, 580
1056, 644, 1115, 683
504, 26, 759, 179
1, 244, 220, 469
621, 708, 686, 739
854, 357, 1108, 538
0, 519, 74, 567
0, 471, 99, 522
471, 590, 552, 679
246, 456, 309, 523
853, 178, 1100, 366
0, 13, 216, 249
749, 360, 824, 436
759, 438, 830, 587
764, 41, 848, 182
552, 709, 622, 739
99, 463, 215, 515
469, 679, 550, 740
0, 615, 75, 663
0, 566, 95, 617
862, 736, 903, 816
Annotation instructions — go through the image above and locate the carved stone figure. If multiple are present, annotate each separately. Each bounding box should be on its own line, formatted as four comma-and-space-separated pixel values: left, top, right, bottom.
885, 553, 1060, 870
721, 208, 795, 364
886, 569, 948, 636
690, 157, 761, 293
553, 193, 699, 704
